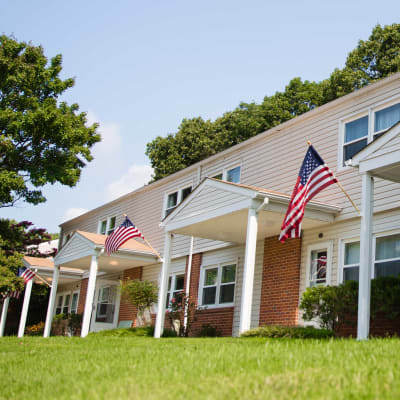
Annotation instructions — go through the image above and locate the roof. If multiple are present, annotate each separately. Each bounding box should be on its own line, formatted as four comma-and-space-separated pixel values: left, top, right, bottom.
76, 230, 157, 255
23, 256, 84, 274
60, 72, 400, 228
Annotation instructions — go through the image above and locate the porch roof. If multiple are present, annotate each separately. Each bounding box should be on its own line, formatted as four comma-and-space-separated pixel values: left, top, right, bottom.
347, 121, 400, 182
161, 178, 342, 243
54, 230, 159, 271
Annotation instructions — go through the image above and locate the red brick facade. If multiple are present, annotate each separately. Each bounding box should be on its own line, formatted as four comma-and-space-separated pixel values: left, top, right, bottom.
186, 253, 202, 307
77, 278, 88, 314
191, 307, 234, 336
259, 236, 302, 326
118, 266, 143, 327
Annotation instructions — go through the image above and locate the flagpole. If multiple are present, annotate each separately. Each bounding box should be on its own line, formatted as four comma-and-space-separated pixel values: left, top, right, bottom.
307, 141, 360, 215
123, 214, 163, 261
34, 271, 52, 288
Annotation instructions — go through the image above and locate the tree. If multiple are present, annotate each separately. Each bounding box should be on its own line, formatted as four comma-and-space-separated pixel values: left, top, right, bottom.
146, 23, 400, 181
0, 35, 100, 207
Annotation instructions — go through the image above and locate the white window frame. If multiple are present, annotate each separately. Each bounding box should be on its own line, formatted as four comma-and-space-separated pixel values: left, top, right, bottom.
305, 241, 333, 287
163, 184, 193, 217
338, 96, 400, 170
211, 164, 242, 183
166, 273, 185, 309
54, 290, 79, 316
373, 229, 400, 279
338, 236, 360, 284
97, 216, 117, 235
198, 261, 237, 308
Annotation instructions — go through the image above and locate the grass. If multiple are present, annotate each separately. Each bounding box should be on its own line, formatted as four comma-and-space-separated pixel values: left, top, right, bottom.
1, 336, 400, 400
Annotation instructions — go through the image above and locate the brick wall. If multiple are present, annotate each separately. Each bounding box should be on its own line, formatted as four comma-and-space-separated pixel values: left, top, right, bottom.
259, 236, 302, 326
186, 253, 202, 307
77, 278, 88, 314
191, 307, 234, 336
118, 267, 143, 327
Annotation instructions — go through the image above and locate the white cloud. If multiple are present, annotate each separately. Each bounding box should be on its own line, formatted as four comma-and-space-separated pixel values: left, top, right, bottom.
106, 164, 154, 201
62, 207, 89, 223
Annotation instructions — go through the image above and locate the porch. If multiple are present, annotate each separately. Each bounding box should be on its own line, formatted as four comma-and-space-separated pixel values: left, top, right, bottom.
154, 178, 341, 337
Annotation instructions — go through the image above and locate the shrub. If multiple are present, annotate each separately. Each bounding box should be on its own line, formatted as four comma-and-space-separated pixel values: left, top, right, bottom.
88, 326, 154, 337
197, 323, 222, 337
25, 321, 45, 336
161, 328, 178, 337
166, 294, 198, 337
52, 313, 83, 336
241, 325, 334, 339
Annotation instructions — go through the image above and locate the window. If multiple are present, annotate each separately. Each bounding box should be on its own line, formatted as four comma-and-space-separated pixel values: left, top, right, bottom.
166, 274, 185, 308
64, 233, 72, 245
307, 242, 332, 287
63, 294, 71, 314
55, 295, 63, 315
98, 216, 117, 235
343, 241, 360, 282
71, 292, 79, 313
211, 165, 241, 183
341, 101, 400, 166
55, 293, 77, 315
200, 263, 236, 306
164, 186, 192, 217
343, 116, 368, 163
95, 286, 117, 323
375, 233, 400, 278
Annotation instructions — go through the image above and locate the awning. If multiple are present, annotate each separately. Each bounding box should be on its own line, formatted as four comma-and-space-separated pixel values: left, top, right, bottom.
161, 178, 342, 243
54, 230, 159, 271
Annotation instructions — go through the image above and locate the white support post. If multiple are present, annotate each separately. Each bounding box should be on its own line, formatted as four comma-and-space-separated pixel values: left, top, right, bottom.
154, 232, 172, 338
81, 253, 99, 337
18, 275, 35, 338
44, 265, 60, 337
183, 236, 194, 332
239, 203, 259, 335
0, 297, 10, 337
357, 173, 374, 340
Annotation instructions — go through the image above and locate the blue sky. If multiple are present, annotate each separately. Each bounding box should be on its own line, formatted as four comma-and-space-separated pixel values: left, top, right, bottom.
2, 0, 400, 233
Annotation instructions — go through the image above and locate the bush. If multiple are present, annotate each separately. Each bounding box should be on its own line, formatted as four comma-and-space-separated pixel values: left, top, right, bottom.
197, 323, 222, 337
25, 321, 45, 336
88, 326, 155, 337
52, 313, 82, 336
241, 325, 334, 339
161, 328, 178, 337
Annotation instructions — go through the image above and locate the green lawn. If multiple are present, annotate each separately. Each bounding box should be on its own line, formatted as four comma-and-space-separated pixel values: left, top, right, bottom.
1, 337, 399, 400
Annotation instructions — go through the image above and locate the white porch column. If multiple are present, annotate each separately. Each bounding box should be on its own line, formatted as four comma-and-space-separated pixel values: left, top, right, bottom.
0, 297, 10, 337
154, 232, 172, 338
81, 252, 99, 337
17, 273, 35, 338
357, 173, 374, 340
183, 236, 195, 331
239, 203, 259, 335
44, 265, 60, 337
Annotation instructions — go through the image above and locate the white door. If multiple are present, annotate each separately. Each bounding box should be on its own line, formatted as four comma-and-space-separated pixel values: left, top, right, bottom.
90, 281, 121, 333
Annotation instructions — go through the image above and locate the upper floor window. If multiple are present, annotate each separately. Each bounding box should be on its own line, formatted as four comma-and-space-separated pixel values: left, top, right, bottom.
98, 216, 117, 235
199, 263, 236, 307
212, 165, 241, 184
164, 186, 192, 217
341, 101, 400, 166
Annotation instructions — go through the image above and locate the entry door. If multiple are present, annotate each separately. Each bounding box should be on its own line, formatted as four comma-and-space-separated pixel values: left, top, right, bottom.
90, 281, 121, 333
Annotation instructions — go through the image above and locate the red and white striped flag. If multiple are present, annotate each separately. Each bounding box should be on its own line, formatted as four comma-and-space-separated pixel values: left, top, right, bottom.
18, 267, 36, 284
1, 291, 20, 300
279, 145, 337, 243
105, 216, 144, 255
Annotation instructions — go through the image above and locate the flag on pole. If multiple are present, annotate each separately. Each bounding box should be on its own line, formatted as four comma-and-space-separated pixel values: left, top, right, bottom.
279, 145, 337, 243
1, 291, 20, 300
105, 216, 144, 255
18, 267, 36, 284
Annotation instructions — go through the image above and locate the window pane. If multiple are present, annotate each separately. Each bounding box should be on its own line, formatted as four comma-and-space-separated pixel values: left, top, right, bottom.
165, 207, 175, 217
204, 268, 218, 286
167, 192, 178, 208
220, 284, 235, 303
108, 216, 116, 234
310, 250, 327, 286
100, 220, 107, 235
55, 307, 62, 315
202, 287, 216, 305
376, 234, 400, 260
71, 293, 78, 313
165, 292, 170, 308
344, 138, 368, 161
57, 296, 63, 307
375, 260, 400, 278
345, 116, 368, 143
343, 266, 359, 282
95, 303, 115, 323
212, 173, 223, 180
167, 277, 172, 291
345, 242, 360, 265
175, 275, 185, 290
226, 166, 241, 183
181, 187, 192, 201
375, 103, 400, 132
221, 265, 236, 283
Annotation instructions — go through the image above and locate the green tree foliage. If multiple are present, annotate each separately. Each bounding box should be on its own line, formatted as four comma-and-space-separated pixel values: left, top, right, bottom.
0, 35, 100, 207
146, 23, 400, 181
0, 219, 54, 293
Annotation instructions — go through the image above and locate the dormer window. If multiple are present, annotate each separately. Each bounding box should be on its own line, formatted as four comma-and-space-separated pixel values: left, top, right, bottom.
212, 165, 241, 183
164, 186, 192, 217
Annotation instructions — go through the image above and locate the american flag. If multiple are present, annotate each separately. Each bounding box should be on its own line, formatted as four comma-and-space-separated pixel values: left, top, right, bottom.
1, 291, 20, 299
105, 216, 144, 255
18, 267, 36, 284
279, 145, 337, 243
